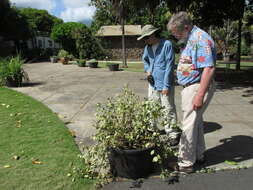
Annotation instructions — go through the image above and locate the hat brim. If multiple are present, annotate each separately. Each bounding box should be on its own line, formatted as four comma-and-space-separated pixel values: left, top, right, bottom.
137, 28, 159, 41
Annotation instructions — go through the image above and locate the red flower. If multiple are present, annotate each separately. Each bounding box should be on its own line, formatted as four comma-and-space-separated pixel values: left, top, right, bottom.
198, 56, 205, 62
182, 71, 190, 76
207, 40, 213, 46
191, 64, 196, 70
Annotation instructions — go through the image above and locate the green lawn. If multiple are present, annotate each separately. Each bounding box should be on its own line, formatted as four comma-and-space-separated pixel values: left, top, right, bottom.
98, 56, 253, 73
0, 88, 94, 190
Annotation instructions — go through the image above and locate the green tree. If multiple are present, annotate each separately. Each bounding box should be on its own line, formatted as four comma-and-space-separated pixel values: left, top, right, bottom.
18, 8, 63, 33
0, 1, 30, 52
72, 26, 105, 59
50, 22, 85, 56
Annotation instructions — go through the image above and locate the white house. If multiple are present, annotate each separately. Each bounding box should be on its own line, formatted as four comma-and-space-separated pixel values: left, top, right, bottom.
27, 35, 61, 49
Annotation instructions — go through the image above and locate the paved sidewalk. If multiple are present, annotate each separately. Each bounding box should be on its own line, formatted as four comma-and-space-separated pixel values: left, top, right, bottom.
13, 62, 253, 171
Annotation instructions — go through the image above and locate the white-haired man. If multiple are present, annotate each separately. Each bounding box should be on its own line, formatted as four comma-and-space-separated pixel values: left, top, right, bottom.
167, 12, 216, 173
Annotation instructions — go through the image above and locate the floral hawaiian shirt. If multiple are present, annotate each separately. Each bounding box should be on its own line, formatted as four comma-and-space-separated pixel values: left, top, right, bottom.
177, 26, 216, 85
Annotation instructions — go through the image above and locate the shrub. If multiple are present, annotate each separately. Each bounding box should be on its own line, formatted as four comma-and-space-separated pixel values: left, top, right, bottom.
80, 87, 174, 187
0, 56, 29, 87
57, 49, 69, 58
72, 27, 105, 60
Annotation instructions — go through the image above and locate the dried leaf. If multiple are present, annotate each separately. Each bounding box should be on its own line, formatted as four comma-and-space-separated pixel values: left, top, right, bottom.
3, 165, 11, 168
69, 130, 76, 137
13, 155, 20, 160
32, 159, 43, 165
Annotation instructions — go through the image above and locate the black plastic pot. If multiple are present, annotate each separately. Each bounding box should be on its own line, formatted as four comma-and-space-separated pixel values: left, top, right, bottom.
88, 61, 98, 68
108, 147, 154, 179
108, 64, 119, 71
6, 76, 22, 87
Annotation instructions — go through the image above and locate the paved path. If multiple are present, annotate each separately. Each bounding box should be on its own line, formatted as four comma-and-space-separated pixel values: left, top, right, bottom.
13, 62, 253, 171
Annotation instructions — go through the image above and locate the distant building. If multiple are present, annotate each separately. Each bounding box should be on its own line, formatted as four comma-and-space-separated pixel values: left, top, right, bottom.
0, 32, 61, 57
27, 32, 61, 49
96, 25, 144, 60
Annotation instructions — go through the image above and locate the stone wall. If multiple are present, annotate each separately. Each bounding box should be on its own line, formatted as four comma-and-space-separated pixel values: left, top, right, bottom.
105, 48, 144, 60
100, 36, 145, 60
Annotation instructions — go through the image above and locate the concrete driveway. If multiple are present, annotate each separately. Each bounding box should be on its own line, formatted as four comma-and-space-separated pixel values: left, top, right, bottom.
13, 62, 253, 170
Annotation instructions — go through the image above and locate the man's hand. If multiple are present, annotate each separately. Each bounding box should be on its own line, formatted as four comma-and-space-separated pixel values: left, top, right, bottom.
192, 94, 204, 110
161, 89, 169, 96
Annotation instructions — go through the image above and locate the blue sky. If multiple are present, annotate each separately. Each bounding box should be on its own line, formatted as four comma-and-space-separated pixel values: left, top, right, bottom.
10, 0, 96, 25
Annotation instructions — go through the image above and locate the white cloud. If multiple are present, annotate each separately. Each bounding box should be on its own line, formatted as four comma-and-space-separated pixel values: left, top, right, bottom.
60, 0, 96, 22
10, 0, 56, 12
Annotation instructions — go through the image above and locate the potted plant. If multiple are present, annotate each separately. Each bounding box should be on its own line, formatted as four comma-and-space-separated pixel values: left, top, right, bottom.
77, 59, 86, 67
50, 56, 58, 63
81, 87, 174, 186
57, 49, 69, 65
0, 56, 29, 87
87, 59, 98, 68
107, 63, 119, 71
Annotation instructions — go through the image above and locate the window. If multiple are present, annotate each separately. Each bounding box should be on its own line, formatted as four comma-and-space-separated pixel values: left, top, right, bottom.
48, 40, 53, 48
38, 40, 42, 48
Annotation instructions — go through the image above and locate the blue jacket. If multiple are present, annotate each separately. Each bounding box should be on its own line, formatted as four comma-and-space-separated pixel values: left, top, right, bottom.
143, 39, 175, 91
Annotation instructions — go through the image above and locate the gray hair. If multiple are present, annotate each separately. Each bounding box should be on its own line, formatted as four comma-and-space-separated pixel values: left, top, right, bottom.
167, 11, 193, 31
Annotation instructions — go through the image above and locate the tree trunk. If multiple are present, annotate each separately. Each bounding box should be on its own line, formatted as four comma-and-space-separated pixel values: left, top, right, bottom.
236, 18, 242, 71
121, 17, 127, 67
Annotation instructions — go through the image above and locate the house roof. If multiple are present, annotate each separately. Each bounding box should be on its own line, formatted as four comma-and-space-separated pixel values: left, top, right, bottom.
96, 25, 142, 36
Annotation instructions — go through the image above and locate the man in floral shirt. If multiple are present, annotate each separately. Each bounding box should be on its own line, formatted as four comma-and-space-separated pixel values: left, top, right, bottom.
167, 12, 216, 174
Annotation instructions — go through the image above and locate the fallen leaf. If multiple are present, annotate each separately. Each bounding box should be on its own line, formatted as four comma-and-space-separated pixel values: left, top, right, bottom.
67, 173, 72, 177
13, 155, 20, 160
10, 113, 14, 117
32, 159, 43, 165
69, 130, 76, 137
6, 105, 10, 108
3, 165, 11, 168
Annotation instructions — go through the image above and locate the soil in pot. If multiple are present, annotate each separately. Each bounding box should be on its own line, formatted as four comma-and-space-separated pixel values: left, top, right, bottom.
108, 147, 154, 179
108, 64, 119, 71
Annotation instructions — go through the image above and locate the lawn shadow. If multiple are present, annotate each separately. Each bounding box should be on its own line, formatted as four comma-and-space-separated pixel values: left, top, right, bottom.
204, 135, 253, 167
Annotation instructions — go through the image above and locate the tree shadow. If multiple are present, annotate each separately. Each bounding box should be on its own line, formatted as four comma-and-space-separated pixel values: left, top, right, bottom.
204, 122, 222, 134
203, 135, 253, 167
215, 69, 253, 87
22, 81, 46, 87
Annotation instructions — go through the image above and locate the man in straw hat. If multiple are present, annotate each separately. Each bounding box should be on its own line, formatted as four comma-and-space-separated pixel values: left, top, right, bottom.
138, 24, 181, 146
167, 12, 216, 174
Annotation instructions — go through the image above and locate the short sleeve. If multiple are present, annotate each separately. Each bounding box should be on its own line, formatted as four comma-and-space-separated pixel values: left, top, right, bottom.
192, 34, 215, 69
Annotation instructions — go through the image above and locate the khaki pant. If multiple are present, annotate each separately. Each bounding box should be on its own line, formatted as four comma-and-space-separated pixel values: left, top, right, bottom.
148, 85, 178, 138
178, 82, 215, 167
